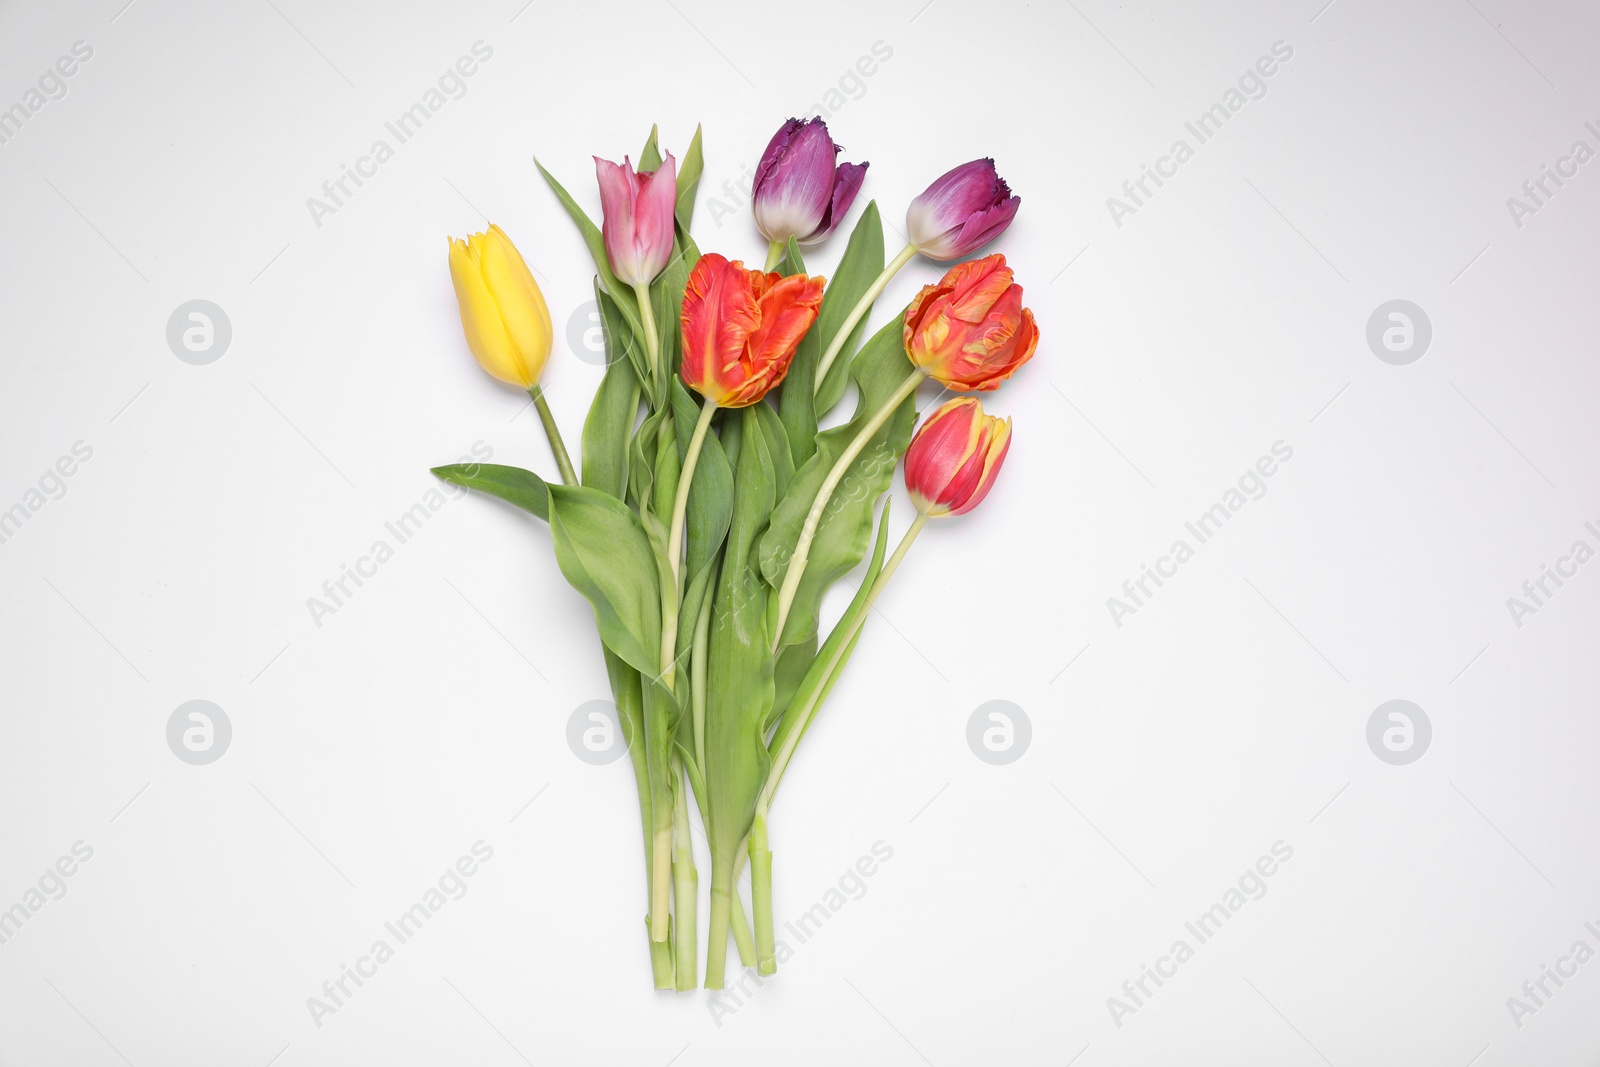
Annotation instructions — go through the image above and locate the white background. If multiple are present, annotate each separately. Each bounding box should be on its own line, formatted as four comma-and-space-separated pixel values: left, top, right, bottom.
1, 0, 1598, 1063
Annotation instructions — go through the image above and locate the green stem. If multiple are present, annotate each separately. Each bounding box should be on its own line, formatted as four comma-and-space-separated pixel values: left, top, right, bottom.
632, 281, 661, 387
729, 877, 757, 969
705, 855, 736, 989
750, 815, 776, 974
692, 580, 712, 774
529, 385, 577, 487
771, 367, 924, 647
811, 241, 916, 395
659, 399, 717, 690
763, 239, 784, 273
671, 755, 698, 990
761, 511, 928, 815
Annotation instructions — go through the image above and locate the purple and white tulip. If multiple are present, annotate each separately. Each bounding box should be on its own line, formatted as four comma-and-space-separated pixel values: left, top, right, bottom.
752, 118, 868, 247
905, 158, 1020, 261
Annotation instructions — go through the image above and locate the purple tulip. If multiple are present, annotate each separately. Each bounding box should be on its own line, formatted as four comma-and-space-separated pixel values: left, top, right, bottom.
752, 117, 868, 247
905, 158, 1020, 261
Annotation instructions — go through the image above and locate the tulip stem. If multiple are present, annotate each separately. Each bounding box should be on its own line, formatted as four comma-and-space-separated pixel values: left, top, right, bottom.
771, 367, 925, 648
763, 239, 784, 273
528, 386, 577, 487
760, 510, 928, 816
660, 398, 717, 691
812, 241, 917, 396
632, 282, 661, 387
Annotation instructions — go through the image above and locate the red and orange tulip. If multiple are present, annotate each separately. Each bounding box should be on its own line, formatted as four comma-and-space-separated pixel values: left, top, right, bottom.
903, 253, 1038, 392
679, 252, 825, 408
904, 397, 1012, 517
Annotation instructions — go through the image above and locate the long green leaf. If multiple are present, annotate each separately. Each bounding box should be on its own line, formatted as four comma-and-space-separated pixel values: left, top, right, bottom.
431, 463, 549, 521
533, 157, 644, 338
547, 484, 661, 676
757, 317, 915, 648
814, 200, 885, 416
584, 284, 642, 500
779, 201, 885, 465
675, 124, 704, 231
704, 407, 777, 859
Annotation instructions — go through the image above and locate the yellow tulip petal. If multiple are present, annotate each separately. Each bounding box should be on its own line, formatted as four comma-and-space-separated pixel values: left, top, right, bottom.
449, 237, 526, 387
480, 224, 552, 385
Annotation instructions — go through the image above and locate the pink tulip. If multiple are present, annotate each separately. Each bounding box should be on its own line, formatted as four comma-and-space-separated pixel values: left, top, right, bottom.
594, 152, 678, 286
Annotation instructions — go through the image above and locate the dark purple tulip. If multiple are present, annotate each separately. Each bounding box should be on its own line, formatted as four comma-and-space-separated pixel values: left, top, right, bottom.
905, 158, 1020, 261
752, 117, 868, 247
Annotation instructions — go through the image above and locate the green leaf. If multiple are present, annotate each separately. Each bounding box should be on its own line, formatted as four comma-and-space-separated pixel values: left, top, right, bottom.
598, 281, 649, 386
430, 463, 549, 521
671, 382, 733, 663
639, 123, 663, 172
673, 382, 734, 582
779, 200, 885, 465
765, 496, 893, 797
776, 235, 805, 278
547, 484, 661, 676
748, 400, 794, 503
703, 407, 777, 856
676, 124, 704, 231
813, 200, 885, 417
653, 246, 694, 385
757, 317, 916, 648
768, 637, 816, 735
533, 157, 645, 338
628, 404, 670, 512
583, 285, 642, 500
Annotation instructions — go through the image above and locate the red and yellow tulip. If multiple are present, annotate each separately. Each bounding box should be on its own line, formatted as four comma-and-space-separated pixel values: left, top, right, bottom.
679, 252, 825, 408
903, 253, 1038, 392
904, 397, 1012, 517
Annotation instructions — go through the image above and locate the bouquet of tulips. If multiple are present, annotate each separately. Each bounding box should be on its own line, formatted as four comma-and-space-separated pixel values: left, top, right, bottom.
433, 118, 1037, 990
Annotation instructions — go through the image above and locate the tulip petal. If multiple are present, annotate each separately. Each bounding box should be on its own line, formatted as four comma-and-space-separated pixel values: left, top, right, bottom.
479, 224, 552, 385
449, 237, 523, 387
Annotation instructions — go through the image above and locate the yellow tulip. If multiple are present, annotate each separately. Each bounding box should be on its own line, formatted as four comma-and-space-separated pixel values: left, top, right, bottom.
447, 224, 552, 388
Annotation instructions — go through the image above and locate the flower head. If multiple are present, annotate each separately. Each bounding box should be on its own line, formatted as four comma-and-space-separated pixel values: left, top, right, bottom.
904, 397, 1012, 517
594, 152, 678, 285
447, 224, 552, 389
904, 254, 1038, 391
680, 253, 825, 407
752, 117, 868, 247
906, 159, 1020, 261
